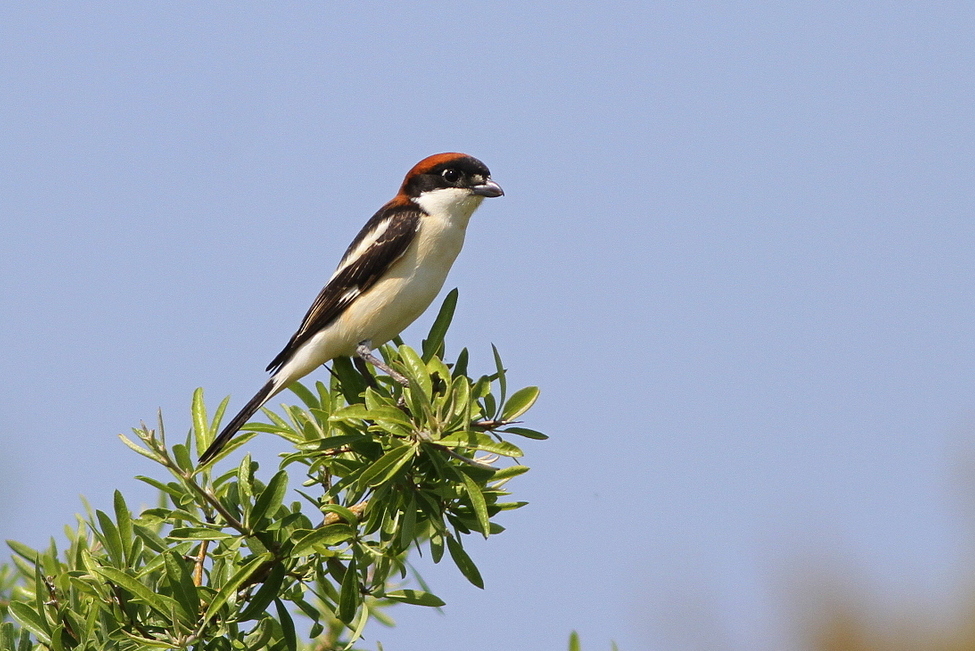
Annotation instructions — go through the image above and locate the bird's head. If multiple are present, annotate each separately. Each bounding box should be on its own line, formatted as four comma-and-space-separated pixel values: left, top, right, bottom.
399, 153, 503, 216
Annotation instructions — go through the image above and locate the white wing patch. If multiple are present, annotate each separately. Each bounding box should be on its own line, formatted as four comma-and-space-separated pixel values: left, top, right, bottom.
330, 218, 391, 280
341, 286, 361, 303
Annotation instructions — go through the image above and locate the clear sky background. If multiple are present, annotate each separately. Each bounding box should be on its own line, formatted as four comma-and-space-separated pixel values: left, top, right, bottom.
2, 3, 974, 650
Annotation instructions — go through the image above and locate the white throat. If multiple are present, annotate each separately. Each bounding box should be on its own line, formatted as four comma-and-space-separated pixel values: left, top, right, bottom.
412, 187, 485, 227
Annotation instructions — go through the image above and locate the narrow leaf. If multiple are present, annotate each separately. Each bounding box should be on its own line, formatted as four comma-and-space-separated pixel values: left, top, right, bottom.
460, 473, 490, 538
398, 345, 432, 399
398, 497, 416, 551
203, 553, 272, 622
429, 532, 445, 564
384, 589, 446, 607
7, 603, 51, 645
501, 386, 540, 421
6, 540, 38, 563
163, 551, 200, 620
445, 535, 483, 588
238, 563, 285, 620
292, 525, 355, 556
338, 557, 359, 624
134, 475, 186, 501
492, 344, 507, 408
288, 381, 320, 409
437, 431, 523, 457
197, 430, 259, 465
113, 490, 133, 563
502, 426, 548, 440
117, 434, 165, 463
421, 288, 458, 362
358, 445, 415, 487
320, 503, 360, 525
343, 602, 371, 650
95, 510, 123, 566
167, 527, 235, 541
192, 388, 208, 456
249, 470, 289, 527
274, 598, 298, 651
93, 566, 178, 616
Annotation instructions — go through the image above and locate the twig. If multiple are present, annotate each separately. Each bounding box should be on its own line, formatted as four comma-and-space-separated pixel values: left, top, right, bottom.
323, 501, 369, 526
193, 540, 209, 587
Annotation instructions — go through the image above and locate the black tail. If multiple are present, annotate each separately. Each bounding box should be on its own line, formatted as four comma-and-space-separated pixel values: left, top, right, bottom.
199, 379, 277, 464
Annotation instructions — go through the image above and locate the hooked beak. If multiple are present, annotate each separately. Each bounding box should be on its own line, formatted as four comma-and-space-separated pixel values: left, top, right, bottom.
471, 178, 504, 198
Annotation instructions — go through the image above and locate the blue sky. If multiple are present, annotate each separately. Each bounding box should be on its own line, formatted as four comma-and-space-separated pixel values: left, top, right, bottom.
2, 3, 974, 649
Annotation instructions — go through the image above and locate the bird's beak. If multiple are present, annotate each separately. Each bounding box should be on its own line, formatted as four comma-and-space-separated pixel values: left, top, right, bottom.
472, 179, 504, 197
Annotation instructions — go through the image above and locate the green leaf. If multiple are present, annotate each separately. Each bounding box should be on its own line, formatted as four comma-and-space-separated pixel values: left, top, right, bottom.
196, 430, 259, 466
422, 288, 458, 362
93, 566, 179, 616
237, 454, 254, 522
31, 564, 47, 635
113, 490, 133, 563
460, 473, 490, 538
329, 403, 373, 422
502, 426, 548, 440
319, 504, 360, 525
358, 445, 415, 487
249, 470, 289, 527
288, 381, 320, 409
296, 433, 365, 453
429, 532, 445, 564
453, 347, 470, 377
332, 355, 368, 403
437, 431, 523, 458
238, 562, 285, 620
167, 527, 235, 541
338, 557, 359, 624
501, 386, 540, 421
117, 434, 165, 463
163, 551, 200, 620
366, 405, 414, 429
384, 589, 446, 607
274, 598, 298, 651
95, 510, 124, 566
492, 344, 507, 408
398, 496, 416, 551
569, 631, 581, 651
445, 535, 483, 588
292, 525, 356, 556
134, 475, 186, 501
491, 464, 530, 481
192, 387, 208, 456
6, 540, 38, 563
210, 395, 230, 442
7, 603, 51, 646
203, 553, 273, 623
398, 345, 432, 400
172, 443, 193, 472
0, 622, 14, 651
344, 602, 371, 650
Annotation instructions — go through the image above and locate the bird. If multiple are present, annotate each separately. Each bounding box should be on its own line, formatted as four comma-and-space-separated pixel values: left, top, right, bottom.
198, 153, 503, 464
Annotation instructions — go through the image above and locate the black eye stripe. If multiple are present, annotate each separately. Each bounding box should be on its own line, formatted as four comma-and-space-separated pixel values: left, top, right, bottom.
403, 155, 493, 198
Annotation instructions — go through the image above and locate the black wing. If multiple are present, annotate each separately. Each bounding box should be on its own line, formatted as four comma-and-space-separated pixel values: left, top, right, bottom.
265, 204, 421, 374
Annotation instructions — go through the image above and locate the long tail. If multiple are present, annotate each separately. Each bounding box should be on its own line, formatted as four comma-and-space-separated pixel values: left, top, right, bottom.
199, 378, 279, 464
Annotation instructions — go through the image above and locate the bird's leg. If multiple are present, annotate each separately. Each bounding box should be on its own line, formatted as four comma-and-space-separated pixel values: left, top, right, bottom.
355, 342, 410, 387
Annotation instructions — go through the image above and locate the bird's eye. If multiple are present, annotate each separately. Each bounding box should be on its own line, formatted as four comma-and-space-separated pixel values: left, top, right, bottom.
441, 168, 461, 183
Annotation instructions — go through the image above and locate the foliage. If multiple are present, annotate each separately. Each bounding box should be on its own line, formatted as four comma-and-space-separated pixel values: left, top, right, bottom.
0, 291, 544, 650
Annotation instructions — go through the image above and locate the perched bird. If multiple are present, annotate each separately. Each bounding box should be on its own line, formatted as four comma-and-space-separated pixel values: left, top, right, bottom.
199, 153, 503, 464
